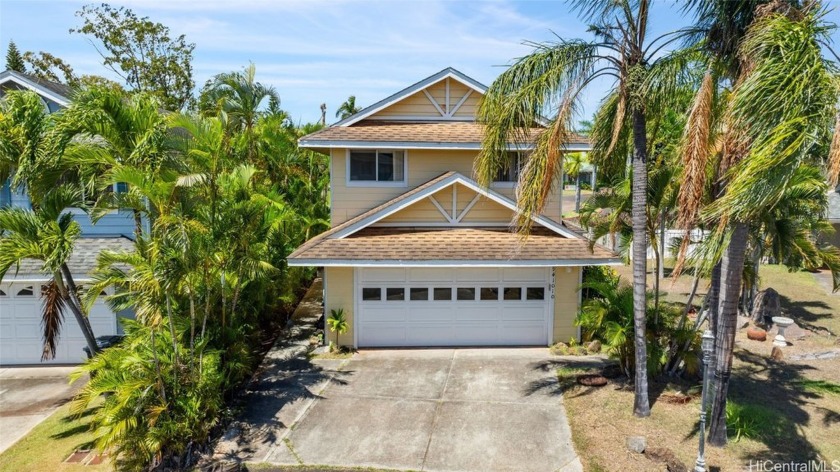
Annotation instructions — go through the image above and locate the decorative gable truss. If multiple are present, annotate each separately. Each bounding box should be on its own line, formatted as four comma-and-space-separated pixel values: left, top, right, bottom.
419, 77, 474, 119
336, 68, 487, 126
333, 172, 581, 239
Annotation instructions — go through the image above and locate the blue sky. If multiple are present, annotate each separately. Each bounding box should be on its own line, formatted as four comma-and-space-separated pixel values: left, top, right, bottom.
1, 0, 838, 125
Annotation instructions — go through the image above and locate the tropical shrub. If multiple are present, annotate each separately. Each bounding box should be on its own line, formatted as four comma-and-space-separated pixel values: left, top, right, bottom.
327, 308, 348, 351
70, 320, 225, 470
577, 274, 701, 377
35, 75, 332, 469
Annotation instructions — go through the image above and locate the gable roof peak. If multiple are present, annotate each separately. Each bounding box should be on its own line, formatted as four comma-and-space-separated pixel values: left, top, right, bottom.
334, 67, 488, 127
0, 69, 72, 106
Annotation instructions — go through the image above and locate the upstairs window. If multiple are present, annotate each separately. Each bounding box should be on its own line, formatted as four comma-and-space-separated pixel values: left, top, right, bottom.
349, 150, 406, 185
494, 152, 524, 184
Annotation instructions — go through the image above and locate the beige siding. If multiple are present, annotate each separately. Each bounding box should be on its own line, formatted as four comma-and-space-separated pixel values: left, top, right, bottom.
458, 198, 514, 223
375, 89, 442, 118
369, 78, 480, 120
381, 198, 450, 223
330, 148, 562, 226
553, 266, 581, 343
325, 267, 355, 346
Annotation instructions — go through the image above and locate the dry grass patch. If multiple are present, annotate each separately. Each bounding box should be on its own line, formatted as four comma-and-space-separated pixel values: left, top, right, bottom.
572, 262, 840, 471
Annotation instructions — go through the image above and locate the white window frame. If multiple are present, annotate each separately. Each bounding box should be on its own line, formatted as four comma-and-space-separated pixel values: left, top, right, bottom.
491, 151, 524, 189
345, 149, 408, 188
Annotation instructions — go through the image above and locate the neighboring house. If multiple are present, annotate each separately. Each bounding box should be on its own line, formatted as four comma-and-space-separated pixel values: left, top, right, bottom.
0, 70, 134, 365
288, 67, 621, 348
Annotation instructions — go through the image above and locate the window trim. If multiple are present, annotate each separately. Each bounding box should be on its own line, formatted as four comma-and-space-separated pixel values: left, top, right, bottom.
346, 149, 408, 188
491, 151, 524, 189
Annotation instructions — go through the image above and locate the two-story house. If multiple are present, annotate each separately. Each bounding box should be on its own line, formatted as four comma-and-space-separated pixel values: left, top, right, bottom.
0, 70, 132, 365
288, 68, 620, 348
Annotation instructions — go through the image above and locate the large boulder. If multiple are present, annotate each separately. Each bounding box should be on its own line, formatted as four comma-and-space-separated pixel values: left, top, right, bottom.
751, 288, 781, 326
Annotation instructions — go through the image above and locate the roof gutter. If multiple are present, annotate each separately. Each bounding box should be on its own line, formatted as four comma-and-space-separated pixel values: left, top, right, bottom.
287, 258, 622, 267
298, 140, 593, 152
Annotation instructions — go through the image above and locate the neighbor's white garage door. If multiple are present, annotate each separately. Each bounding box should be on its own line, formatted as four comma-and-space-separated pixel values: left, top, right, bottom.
0, 283, 117, 365
356, 267, 552, 347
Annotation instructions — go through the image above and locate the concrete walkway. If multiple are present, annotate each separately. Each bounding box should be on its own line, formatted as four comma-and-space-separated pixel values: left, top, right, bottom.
0, 366, 81, 453
212, 280, 582, 472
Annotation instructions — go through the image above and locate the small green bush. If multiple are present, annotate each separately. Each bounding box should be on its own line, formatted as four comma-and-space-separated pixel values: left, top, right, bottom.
725, 401, 790, 442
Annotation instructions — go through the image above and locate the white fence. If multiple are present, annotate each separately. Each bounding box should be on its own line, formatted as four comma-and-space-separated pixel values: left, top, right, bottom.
596, 228, 708, 260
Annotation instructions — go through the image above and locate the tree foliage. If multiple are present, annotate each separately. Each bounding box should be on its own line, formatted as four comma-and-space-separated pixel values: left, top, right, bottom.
335, 95, 361, 119
71, 3, 196, 110
22, 51, 78, 85
5, 40, 25, 73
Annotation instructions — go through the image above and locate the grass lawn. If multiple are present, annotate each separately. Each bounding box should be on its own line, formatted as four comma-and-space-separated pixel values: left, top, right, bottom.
0, 399, 108, 471
565, 263, 840, 471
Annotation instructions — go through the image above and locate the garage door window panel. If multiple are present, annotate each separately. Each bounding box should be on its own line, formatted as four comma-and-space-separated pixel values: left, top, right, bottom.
362, 288, 381, 301
526, 287, 545, 300
410, 288, 429, 301
480, 287, 499, 301
386, 288, 405, 301
457, 287, 476, 301
504, 287, 522, 300
433, 287, 452, 301
16, 286, 34, 296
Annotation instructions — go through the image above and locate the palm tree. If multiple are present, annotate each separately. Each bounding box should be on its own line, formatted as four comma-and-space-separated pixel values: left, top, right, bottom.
56, 87, 170, 237
335, 95, 361, 120
0, 90, 103, 358
477, 0, 698, 417
0, 186, 99, 357
203, 64, 280, 161
564, 152, 586, 213
678, 1, 839, 445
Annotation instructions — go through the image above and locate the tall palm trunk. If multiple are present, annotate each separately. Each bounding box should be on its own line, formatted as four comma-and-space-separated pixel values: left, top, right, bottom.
709, 222, 749, 446
707, 261, 722, 342
59, 264, 99, 355
574, 174, 582, 213
631, 107, 651, 417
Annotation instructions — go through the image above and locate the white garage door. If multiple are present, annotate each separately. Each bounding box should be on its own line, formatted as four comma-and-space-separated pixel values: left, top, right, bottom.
356, 267, 553, 347
0, 283, 117, 365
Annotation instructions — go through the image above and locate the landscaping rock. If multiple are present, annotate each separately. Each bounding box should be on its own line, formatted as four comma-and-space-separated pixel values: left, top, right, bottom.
587, 340, 602, 353
751, 288, 781, 326
747, 327, 767, 341
626, 436, 646, 454
577, 374, 608, 387
646, 447, 688, 472
770, 346, 784, 361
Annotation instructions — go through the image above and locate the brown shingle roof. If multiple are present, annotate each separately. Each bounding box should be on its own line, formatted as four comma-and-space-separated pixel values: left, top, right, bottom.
289, 227, 615, 263
299, 121, 590, 147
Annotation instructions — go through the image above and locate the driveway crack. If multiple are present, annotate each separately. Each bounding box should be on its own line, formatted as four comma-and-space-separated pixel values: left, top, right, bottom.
420, 349, 455, 471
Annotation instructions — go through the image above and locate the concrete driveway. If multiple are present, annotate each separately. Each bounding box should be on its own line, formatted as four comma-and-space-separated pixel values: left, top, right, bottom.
225, 348, 582, 472
0, 366, 81, 453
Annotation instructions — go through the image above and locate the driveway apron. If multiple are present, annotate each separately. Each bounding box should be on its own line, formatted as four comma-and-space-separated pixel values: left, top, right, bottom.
274, 348, 582, 472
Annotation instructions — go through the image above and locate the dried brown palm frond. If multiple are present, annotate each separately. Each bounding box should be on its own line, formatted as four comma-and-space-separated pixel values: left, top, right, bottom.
606, 88, 626, 159
827, 112, 840, 186
40, 278, 67, 361
677, 71, 715, 230
514, 93, 575, 234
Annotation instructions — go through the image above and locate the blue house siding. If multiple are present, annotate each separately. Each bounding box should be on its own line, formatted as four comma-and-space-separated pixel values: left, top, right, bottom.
2, 179, 137, 238
74, 209, 137, 238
